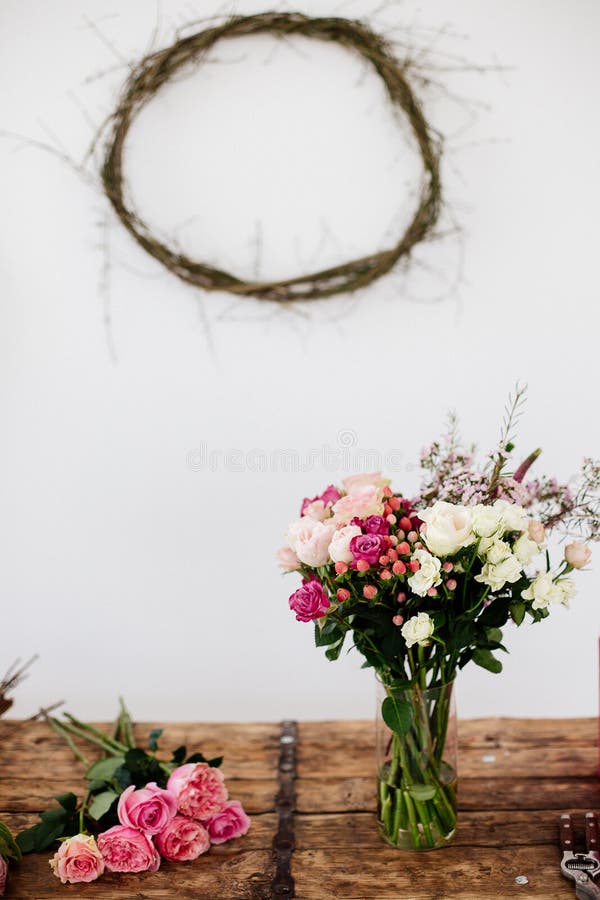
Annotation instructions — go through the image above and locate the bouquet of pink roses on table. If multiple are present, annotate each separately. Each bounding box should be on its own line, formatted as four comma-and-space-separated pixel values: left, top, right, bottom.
277, 388, 599, 851
16, 700, 250, 886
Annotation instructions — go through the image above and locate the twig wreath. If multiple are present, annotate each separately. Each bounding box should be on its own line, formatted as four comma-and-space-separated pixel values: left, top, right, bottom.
101, 12, 442, 302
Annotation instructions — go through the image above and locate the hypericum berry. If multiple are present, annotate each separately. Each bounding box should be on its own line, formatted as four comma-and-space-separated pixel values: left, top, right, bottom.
427, 586, 438, 597
379, 555, 390, 566
335, 561, 348, 575
442, 561, 454, 573
409, 559, 420, 573
383, 486, 393, 498
392, 614, 404, 626
356, 559, 370, 572
386, 514, 397, 525
363, 584, 378, 600
446, 578, 457, 591
388, 535, 399, 547
399, 516, 412, 532
392, 560, 406, 575
397, 541, 410, 556
389, 496, 401, 511
337, 588, 351, 602
387, 548, 398, 562
380, 569, 392, 581
383, 503, 392, 516
396, 591, 407, 604
396, 530, 405, 541
407, 530, 418, 543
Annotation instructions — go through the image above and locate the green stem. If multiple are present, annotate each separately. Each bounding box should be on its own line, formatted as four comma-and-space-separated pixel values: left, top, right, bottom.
118, 697, 136, 749
59, 718, 127, 755
47, 717, 91, 767
78, 789, 91, 833
403, 790, 421, 849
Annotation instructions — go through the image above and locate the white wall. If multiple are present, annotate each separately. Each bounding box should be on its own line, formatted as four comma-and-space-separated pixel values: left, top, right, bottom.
1, 0, 598, 723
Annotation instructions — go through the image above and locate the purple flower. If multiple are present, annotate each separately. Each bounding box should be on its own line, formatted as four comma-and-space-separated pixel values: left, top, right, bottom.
349, 533, 385, 566
289, 580, 330, 622
363, 515, 389, 535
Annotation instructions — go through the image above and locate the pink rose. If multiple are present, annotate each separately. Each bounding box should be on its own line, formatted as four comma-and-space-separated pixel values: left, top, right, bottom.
50, 834, 105, 884
203, 800, 251, 845
301, 499, 329, 521
527, 519, 546, 544
349, 533, 385, 567
332, 485, 384, 524
117, 782, 177, 835
342, 472, 388, 492
288, 579, 330, 622
301, 485, 341, 517
167, 763, 228, 820
565, 542, 592, 569
0, 856, 7, 895
276, 546, 300, 571
328, 524, 362, 564
285, 517, 317, 551
97, 825, 160, 873
155, 815, 210, 861
295, 521, 336, 567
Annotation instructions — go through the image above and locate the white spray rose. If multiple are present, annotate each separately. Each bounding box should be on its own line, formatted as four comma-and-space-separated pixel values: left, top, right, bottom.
407, 549, 442, 597
328, 524, 362, 564
513, 534, 541, 565
493, 499, 528, 533
486, 540, 512, 565
401, 612, 434, 649
475, 555, 523, 591
521, 573, 566, 610
565, 542, 592, 569
555, 578, 576, 607
471, 505, 504, 540
419, 501, 474, 557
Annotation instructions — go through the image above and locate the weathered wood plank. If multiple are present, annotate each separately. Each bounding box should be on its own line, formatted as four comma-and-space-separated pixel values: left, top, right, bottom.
294, 809, 589, 849
291, 845, 568, 900
296, 776, 600, 813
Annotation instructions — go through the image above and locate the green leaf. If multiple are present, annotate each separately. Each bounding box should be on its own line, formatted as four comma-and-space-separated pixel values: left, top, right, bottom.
472, 648, 503, 674
185, 751, 207, 764
478, 597, 510, 628
55, 793, 77, 813
510, 601, 526, 626
0, 821, 21, 862
40, 808, 67, 826
408, 785, 437, 801
88, 791, 119, 821
171, 746, 187, 766
381, 696, 413, 735
148, 728, 163, 752
16, 826, 37, 854
314, 623, 343, 647
485, 627, 503, 644
86, 756, 125, 782
207, 756, 223, 768
325, 639, 345, 661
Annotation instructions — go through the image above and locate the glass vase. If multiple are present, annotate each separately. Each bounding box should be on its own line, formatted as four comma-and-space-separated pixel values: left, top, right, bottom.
376, 677, 457, 850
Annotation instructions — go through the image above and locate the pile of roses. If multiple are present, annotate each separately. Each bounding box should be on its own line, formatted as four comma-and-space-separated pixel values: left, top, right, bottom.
50, 763, 250, 885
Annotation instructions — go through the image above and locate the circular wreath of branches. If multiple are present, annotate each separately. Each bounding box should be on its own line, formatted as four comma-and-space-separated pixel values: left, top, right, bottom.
101, 12, 442, 302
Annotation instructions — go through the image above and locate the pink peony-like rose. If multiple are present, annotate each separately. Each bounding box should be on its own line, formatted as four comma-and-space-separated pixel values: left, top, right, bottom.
97, 825, 160, 873
0, 856, 7, 895
167, 763, 228, 821
117, 782, 177, 835
301, 499, 329, 521
276, 546, 300, 571
349, 533, 385, 567
50, 834, 105, 884
295, 521, 336, 567
565, 542, 592, 569
328, 524, 362, 564
288, 579, 330, 622
342, 472, 388, 492
320, 484, 342, 506
155, 815, 210, 862
332, 485, 384, 524
203, 800, 251, 845
363, 515, 390, 535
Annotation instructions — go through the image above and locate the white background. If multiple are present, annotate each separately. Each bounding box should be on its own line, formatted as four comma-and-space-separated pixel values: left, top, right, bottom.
1, 0, 599, 722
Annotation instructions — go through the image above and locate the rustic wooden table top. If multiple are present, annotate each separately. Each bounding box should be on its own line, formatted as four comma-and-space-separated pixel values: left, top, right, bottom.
0, 717, 598, 899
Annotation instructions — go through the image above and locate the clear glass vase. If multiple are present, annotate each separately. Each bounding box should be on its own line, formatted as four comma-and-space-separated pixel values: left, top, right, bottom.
376, 677, 457, 850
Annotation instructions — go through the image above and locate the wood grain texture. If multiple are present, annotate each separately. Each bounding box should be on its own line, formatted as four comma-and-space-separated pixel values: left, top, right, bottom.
0, 717, 597, 899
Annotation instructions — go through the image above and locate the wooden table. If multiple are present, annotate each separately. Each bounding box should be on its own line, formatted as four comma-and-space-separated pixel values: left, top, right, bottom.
0, 717, 598, 899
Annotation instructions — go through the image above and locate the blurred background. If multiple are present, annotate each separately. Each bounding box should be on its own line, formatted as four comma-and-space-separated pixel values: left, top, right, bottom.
1, 0, 598, 721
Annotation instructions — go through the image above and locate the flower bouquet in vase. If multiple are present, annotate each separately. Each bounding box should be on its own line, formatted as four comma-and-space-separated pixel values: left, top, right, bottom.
277, 389, 599, 850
